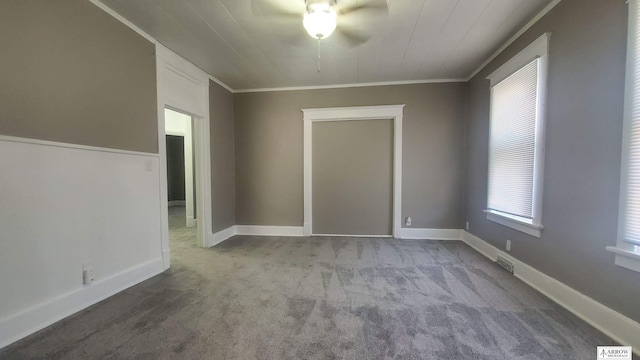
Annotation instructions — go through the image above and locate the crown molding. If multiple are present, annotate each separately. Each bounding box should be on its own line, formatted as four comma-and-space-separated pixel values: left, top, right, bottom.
233, 79, 466, 93
466, 0, 562, 81
207, 75, 234, 93
88, 0, 156, 44
90, 0, 234, 94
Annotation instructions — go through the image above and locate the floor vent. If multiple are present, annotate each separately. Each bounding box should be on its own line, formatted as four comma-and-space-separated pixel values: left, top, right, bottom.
496, 256, 514, 274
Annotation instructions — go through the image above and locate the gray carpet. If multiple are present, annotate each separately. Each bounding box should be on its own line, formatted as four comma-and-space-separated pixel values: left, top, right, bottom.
1, 206, 617, 359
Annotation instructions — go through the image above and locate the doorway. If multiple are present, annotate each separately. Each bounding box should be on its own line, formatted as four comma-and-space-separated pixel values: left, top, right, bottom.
165, 108, 197, 254
312, 119, 394, 236
302, 105, 405, 237
165, 108, 196, 229
156, 44, 214, 269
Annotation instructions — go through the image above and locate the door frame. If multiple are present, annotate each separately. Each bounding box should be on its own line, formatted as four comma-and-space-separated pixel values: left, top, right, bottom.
302, 105, 405, 237
156, 45, 213, 269
164, 111, 195, 228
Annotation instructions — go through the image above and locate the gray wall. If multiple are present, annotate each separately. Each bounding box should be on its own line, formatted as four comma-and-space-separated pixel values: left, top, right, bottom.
464, 0, 640, 322
166, 135, 186, 201
0, 0, 157, 153
234, 83, 466, 228
312, 120, 393, 235
210, 81, 236, 232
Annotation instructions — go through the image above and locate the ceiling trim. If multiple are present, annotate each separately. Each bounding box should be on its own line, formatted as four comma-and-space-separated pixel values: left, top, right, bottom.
90, 0, 233, 93
208, 76, 234, 93
465, 0, 562, 81
233, 79, 466, 94
89, 0, 156, 44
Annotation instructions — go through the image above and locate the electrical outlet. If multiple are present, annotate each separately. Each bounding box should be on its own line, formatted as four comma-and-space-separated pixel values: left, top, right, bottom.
145, 159, 152, 171
465, 221, 469, 230
506, 240, 511, 251
83, 263, 94, 285
405, 217, 412, 226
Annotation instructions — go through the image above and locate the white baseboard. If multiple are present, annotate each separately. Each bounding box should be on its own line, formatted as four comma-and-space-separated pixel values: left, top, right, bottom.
208, 225, 237, 247
235, 225, 304, 237
206, 225, 306, 247
0, 258, 164, 350
462, 231, 640, 353
312, 233, 392, 238
186, 216, 196, 228
397, 228, 463, 240
461, 231, 499, 260
168, 200, 186, 207
162, 249, 171, 270
207, 226, 462, 246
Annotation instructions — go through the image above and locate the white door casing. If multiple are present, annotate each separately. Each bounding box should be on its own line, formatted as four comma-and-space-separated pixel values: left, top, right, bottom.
156, 44, 213, 268
302, 105, 405, 237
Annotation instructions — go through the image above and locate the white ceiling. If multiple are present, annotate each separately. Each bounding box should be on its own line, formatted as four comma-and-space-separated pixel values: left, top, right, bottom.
99, 0, 552, 91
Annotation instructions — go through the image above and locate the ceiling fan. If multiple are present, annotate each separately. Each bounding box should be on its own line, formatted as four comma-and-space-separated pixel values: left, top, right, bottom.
252, 0, 388, 47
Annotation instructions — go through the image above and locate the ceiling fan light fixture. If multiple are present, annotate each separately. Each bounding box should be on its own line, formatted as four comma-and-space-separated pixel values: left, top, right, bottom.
303, 3, 337, 39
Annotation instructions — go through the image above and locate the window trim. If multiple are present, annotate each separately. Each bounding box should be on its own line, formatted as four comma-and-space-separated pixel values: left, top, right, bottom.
484, 32, 550, 238
607, 0, 640, 272
484, 210, 544, 238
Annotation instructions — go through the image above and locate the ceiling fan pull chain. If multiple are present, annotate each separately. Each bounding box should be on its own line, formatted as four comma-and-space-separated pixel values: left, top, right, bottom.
317, 38, 321, 73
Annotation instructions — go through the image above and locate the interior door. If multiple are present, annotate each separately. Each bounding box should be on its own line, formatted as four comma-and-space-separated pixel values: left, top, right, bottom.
312, 119, 393, 236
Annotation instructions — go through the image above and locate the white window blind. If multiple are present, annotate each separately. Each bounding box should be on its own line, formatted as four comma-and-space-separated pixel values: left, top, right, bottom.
605, 1, 640, 271
623, 0, 640, 246
488, 59, 540, 220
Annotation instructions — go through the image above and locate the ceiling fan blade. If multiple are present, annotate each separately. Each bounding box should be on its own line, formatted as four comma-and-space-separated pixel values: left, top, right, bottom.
251, 0, 301, 20
280, 31, 312, 47
335, 26, 370, 47
338, 0, 388, 16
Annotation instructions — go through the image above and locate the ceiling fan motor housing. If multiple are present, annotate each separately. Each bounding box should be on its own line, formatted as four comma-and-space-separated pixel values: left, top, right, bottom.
305, 0, 337, 10
303, 0, 337, 39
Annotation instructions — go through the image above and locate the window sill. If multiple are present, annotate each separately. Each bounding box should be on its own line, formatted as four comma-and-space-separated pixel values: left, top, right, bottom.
606, 246, 640, 273
484, 209, 543, 238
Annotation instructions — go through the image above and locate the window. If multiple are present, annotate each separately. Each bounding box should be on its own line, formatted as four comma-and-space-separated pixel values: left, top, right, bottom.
606, 0, 640, 272
484, 33, 550, 238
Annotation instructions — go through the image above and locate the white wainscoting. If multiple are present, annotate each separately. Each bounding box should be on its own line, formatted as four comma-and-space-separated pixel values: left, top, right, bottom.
0, 136, 164, 349
462, 231, 640, 354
